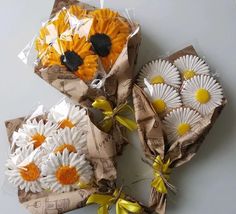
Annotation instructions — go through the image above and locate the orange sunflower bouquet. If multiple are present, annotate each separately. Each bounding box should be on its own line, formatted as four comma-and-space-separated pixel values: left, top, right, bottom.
22, 0, 141, 106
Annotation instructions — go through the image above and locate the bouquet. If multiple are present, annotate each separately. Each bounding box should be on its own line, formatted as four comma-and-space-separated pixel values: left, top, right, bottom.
20, 0, 141, 107
5, 0, 227, 212
133, 45, 226, 214
5, 100, 118, 213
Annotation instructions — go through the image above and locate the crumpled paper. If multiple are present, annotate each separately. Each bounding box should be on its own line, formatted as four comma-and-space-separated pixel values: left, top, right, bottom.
35, 0, 142, 107
86, 116, 117, 183
132, 46, 227, 214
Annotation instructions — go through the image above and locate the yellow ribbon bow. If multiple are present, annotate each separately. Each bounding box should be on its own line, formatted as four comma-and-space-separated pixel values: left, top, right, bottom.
92, 98, 137, 133
86, 189, 142, 214
151, 156, 175, 194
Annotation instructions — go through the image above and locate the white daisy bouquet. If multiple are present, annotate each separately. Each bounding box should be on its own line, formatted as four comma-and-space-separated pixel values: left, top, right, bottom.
19, 0, 141, 107
5, 100, 119, 214
133, 45, 227, 214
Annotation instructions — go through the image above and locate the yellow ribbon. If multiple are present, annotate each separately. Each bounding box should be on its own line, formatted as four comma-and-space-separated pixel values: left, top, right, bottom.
92, 98, 137, 133
86, 189, 142, 214
76, 181, 93, 189
151, 156, 174, 194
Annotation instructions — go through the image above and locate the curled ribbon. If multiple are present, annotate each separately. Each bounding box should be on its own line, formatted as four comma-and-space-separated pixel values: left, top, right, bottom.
151, 156, 176, 194
86, 189, 142, 214
92, 98, 137, 133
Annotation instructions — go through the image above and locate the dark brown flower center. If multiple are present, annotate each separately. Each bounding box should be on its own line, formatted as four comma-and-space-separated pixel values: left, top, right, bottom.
60, 51, 84, 72
90, 33, 112, 57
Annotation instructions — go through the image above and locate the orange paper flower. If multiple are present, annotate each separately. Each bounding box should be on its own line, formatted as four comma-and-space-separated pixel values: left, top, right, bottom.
89, 9, 131, 72
43, 35, 98, 81
35, 10, 70, 59
35, 6, 97, 81
68, 5, 88, 18
35, 5, 87, 54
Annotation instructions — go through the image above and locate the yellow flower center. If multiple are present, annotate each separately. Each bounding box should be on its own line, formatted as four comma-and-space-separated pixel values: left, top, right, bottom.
31, 133, 46, 149
152, 99, 167, 113
19, 162, 41, 182
54, 144, 77, 154
56, 166, 79, 185
151, 75, 165, 84
177, 123, 191, 136
195, 88, 211, 104
182, 70, 196, 80
59, 119, 75, 129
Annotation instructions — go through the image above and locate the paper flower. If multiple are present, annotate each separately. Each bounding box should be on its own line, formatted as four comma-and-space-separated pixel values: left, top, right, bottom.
35, 6, 98, 82
144, 83, 182, 114
41, 149, 93, 193
35, 10, 70, 57
43, 127, 87, 156
68, 5, 88, 18
89, 8, 130, 72
15, 119, 57, 149
43, 35, 98, 81
181, 75, 223, 115
6, 145, 44, 193
48, 100, 87, 129
137, 60, 181, 88
174, 55, 210, 80
35, 6, 87, 54
90, 8, 119, 19
163, 107, 202, 143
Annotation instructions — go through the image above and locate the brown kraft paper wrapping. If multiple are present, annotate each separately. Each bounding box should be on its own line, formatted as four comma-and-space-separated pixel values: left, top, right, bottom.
35, 0, 142, 107
5, 114, 117, 214
86, 117, 117, 183
132, 46, 227, 214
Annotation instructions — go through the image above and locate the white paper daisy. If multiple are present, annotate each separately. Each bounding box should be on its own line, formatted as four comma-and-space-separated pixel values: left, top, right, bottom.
137, 60, 181, 88
48, 101, 87, 130
15, 119, 57, 149
181, 75, 223, 115
41, 149, 93, 193
163, 107, 202, 143
144, 83, 182, 114
174, 55, 210, 80
43, 127, 87, 156
6, 145, 44, 193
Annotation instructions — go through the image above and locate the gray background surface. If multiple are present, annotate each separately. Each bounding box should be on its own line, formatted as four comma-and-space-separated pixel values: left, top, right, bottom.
0, 0, 235, 213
